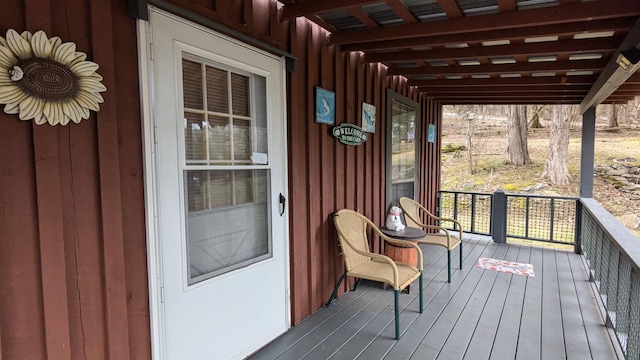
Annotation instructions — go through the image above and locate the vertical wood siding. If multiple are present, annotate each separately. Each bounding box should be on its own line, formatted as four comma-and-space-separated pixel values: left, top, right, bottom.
0, 1, 150, 359
0, 1, 441, 358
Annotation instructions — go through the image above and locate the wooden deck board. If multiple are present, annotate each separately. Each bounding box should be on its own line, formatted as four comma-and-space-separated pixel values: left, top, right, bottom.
457, 244, 521, 359
556, 251, 592, 360
541, 248, 566, 359
490, 245, 531, 360
249, 236, 620, 360
516, 246, 543, 360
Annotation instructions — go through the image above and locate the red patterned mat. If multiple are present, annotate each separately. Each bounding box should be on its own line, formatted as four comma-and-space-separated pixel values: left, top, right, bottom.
476, 257, 535, 277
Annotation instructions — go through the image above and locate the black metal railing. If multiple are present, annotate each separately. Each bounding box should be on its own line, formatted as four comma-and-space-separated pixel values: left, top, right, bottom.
437, 190, 492, 235
438, 190, 580, 249
581, 198, 640, 359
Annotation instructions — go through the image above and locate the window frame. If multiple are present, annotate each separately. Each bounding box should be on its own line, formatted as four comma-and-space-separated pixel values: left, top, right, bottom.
385, 89, 421, 211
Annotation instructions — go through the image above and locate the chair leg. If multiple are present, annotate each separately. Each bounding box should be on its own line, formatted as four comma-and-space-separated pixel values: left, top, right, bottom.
394, 290, 400, 340
419, 272, 423, 313
459, 243, 463, 269
326, 273, 346, 307
351, 278, 362, 291
447, 249, 452, 283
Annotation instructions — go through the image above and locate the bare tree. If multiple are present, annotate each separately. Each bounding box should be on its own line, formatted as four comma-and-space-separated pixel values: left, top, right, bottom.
504, 104, 531, 165
609, 104, 619, 127
542, 105, 572, 185
528, 105, 546, 128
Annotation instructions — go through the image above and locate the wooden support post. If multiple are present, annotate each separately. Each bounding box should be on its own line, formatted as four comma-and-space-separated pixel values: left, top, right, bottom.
492, 189, 507, 243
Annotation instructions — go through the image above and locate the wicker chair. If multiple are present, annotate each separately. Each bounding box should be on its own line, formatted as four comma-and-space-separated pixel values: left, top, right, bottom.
398, 197, 463, 283
326, 209, 423, 340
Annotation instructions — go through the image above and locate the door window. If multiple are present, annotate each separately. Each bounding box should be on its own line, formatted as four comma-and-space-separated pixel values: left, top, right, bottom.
181, 55, 271, 285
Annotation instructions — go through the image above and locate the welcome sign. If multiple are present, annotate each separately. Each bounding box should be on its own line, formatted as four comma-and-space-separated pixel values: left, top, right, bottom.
332, 123, 367, 146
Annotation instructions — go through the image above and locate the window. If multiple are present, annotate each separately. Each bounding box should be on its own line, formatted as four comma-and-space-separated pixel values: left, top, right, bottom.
386, 90, 420, 210
181, 54, 271, 284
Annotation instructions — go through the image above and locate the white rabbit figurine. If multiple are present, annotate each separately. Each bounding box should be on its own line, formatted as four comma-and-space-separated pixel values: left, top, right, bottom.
385, 206, 406, 231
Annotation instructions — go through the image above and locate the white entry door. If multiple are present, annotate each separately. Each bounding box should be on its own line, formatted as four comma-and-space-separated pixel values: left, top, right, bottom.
147, 9, 289, 360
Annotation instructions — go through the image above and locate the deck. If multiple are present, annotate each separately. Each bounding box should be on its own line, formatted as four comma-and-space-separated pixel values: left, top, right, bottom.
250, 235, 622, 360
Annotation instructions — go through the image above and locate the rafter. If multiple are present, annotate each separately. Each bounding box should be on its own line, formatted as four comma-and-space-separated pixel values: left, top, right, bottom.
387, 0, 418, 23
416, 85, 593, 93
435, 93, 588, 99
349, 7, 379, 28
436, 0, 463, 18
342, 17, 636, 52
497, 0, 516, 12
366, 37, 620, 63
330, 1, 640, 45
408, 75, 600, 87
281, 0, 382, 18
389, 59, 607, 76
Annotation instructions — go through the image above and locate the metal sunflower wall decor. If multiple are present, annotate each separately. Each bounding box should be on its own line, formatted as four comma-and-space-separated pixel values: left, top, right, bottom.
0, 29, 106, 126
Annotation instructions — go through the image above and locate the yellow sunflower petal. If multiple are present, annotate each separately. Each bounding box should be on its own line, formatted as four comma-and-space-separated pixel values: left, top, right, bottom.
19, 96, 45, 121
75, 90, 100, 111
48, 36, 62, 57
70, 61, 99, 77
88, 72, 103, 82
31, 30, 53, 58
0, 73, 13, 86
67, 52, 87, 67
59, 115, 71, 126
4, 102, 20, 114
33, 111, 47, 125
74, 99, 90, 120
6, 29, 32, 60
78, 89, 104, 105
62, 100, 82, 123
20, 31, 32, 42
0, 37, 7, 47
0, 85, 28, 103
78, 77, 107, 93
52, 42, 76, 65
43, 101, 64, 125
0, 46, 17, 68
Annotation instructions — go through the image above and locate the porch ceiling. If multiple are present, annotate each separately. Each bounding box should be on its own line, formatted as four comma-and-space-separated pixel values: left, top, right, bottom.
281, 0, 640, 110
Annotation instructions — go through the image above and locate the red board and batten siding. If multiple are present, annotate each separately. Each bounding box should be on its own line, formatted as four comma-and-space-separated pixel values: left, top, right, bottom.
0, 0, 149, 359
286, 18, 440, 323
0, 1, 442, 359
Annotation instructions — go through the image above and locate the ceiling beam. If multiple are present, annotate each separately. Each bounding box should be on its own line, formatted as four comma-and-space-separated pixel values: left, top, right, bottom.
388, 59, 607, 76
417, 86, 592, 93
497, 0, 517, 12
349, 7, 379, 28
387, 0, 418, 23
580, 17, 640, 112
281, 0, 381, 18
435, 94, 588, 99
437, 99, 585, 104
408, 75, 600, 87
342, 17, 635, 52
436, 0, 463, 18
366, 37, 620, 63
330, 1, 640, 45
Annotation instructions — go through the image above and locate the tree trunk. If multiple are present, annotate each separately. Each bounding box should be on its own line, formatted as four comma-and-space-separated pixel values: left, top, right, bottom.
609, 104, 619, 127
505, 105, 531, 165
542, 105, 572, 185
528, 105, 545, 128
466, 114, 475, 173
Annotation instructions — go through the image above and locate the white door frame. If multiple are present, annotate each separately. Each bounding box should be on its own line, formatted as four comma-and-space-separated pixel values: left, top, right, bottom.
136, 9, 291, 359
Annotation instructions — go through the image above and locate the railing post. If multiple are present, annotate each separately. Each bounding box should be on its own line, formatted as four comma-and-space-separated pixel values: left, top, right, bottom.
491, 189, 507, 243
574, 200, 582, 254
